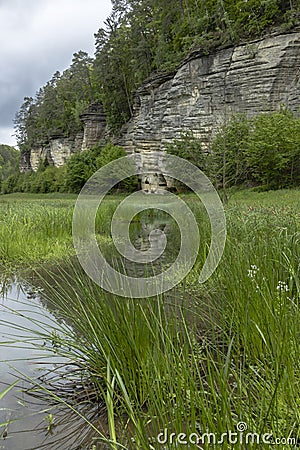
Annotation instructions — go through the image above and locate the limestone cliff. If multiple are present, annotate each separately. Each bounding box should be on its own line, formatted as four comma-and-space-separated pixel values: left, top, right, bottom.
20, 102, 106, 172
119, 28, 300, 187
21, 28, 300, 179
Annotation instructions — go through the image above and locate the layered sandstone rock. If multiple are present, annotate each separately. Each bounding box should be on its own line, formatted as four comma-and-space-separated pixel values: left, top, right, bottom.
29, 134, 83, 171
21, 102, 106, 172
21, 29, 300, 178
120, 29, 300, 183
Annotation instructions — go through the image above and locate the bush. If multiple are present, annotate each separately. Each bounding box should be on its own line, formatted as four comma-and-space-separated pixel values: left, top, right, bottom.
1, 142, 137, 195
95, 142, 126, 169
95, 142, 138, 192
211, 110, 300, 190
64, 151, 96, 193
211, 115, 251, 187
166, 131, 207, 170
246, 111, 300, 188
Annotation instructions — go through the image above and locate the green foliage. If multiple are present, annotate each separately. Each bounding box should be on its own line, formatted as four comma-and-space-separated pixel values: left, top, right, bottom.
64, 142, 135, 194
166, 110, 300, 191
246, 110, 300, 188
1, 166, 67, 195
95, 142, 126, 169
0, 145, 20, 189
166, 131, 205, 168
64, 151, 96, 194
95, 142, 138, 192
211, 110, 300, 190
14, 52, 96, 150
166, 131, 211, 191
1, 142, 136, 195
1, 174, 20, 194
211, 115, 252, 187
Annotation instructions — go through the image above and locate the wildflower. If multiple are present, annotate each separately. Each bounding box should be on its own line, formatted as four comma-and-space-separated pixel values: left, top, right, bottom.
247, 264, 259, 278
276, 281, 289, 292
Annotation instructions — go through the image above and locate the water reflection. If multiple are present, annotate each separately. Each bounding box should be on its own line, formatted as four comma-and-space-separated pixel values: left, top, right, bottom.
0, 282, 105, 450
112, 210, 180, 279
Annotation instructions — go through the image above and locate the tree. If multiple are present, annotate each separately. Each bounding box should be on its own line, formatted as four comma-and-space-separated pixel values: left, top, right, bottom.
246, 110, 300, 188
211, 115, 251, 188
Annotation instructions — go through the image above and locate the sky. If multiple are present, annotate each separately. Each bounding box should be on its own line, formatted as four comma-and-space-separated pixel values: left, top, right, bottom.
0, 0, 112, 147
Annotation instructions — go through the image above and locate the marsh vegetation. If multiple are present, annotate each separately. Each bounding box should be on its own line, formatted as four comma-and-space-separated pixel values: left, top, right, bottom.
0, 189, 299, 449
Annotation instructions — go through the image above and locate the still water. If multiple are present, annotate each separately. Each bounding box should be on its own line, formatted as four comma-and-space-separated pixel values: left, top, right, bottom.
0, 281, 87, 450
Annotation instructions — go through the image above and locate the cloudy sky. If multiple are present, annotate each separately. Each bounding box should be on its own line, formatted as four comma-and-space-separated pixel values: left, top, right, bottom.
0, 0, 112, 147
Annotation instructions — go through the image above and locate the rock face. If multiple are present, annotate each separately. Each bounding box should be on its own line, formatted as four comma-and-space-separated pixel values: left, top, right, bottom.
81, 102, 107, 152
29, 135, 83, 171
21, 29, 300, 179
20, 102, 106, 172
120, 29, 300, 185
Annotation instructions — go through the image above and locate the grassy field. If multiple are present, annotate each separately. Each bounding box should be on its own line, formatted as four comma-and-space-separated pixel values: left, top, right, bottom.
0, 193, 120, 271
0, 189, 299, 449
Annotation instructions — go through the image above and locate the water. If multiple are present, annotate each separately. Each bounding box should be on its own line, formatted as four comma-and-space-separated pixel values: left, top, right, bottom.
0, 281, 89, 450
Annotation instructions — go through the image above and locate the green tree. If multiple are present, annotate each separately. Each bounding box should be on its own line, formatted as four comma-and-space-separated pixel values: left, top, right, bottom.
64, 151, 96, 193
246, 110, 300, 188
166, 131, 208, 169
211, 115, 251, 189
209, 110, 300, 191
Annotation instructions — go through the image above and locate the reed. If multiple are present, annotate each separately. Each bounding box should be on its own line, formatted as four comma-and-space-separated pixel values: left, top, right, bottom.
1, 189, 299, 449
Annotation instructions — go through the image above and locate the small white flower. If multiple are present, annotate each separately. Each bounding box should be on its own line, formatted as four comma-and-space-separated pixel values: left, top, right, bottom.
276, 281, 289, 292
247, 265, 259, 278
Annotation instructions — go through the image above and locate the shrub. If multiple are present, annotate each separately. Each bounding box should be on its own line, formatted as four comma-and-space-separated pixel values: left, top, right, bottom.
211, 110, 300, 190
211, 115, 251, 187
64, 151, 96, 193
95, 142, 138, 192
166, 131, 207, 170
246, 110, 300, 188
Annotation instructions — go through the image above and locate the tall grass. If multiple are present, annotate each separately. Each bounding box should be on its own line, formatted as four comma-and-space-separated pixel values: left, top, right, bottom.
1, 190, 300, 449
0, 195, 122, 270
0, 198, 74, 268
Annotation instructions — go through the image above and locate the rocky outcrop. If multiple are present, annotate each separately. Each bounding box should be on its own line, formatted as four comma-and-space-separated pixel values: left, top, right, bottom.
29, 134, 83, 171
120, 29, 300, 185
80, 102, 107, 151
20, 102, 106, 172
21, 29, 300, 179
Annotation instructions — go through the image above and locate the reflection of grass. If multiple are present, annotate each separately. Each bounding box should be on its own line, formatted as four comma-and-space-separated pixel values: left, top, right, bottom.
1, 189, 300, 448
0, 381, 18, 439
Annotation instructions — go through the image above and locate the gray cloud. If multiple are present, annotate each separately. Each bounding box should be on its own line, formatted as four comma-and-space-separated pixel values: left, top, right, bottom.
0, 0, 112, 146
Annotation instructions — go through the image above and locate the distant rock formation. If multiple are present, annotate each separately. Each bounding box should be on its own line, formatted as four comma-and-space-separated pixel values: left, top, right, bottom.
80, 102, 107, 152
20, 102, 106, 172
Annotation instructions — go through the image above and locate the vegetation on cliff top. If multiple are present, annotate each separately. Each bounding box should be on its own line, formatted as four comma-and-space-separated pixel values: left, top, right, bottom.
14, 0, 300, 147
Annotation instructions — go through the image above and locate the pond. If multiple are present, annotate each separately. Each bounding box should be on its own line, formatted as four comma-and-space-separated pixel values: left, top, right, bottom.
0, 282, 54, 448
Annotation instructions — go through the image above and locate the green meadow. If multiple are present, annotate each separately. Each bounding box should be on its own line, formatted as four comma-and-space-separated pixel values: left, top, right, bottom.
0, 189, 299, 449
